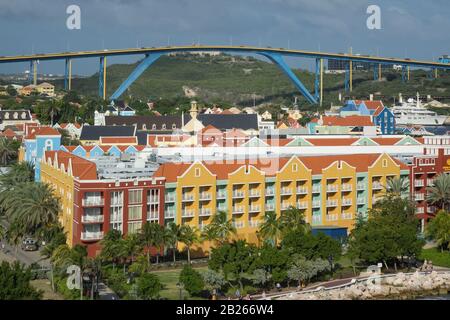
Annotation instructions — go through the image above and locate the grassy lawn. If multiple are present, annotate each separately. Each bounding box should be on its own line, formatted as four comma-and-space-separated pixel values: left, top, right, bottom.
420, 248, 450, 268
153, 266, 208, 300
31, 279, 64, 300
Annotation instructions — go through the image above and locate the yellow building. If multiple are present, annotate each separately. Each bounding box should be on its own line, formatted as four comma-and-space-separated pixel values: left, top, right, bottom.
36, 82, 55, 97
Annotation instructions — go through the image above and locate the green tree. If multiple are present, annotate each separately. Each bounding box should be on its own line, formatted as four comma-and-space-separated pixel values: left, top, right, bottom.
427, 173, 450, 211
0, 137, 18, 166
287, 254, 330, 287
0, 261, 42, 300
0, 161, 34, 188
426, 210, 450, 252
202, 269, 226, 298
278, 207, 310, 236
251, 268, 272, 290
179, 265, 204, 297
257, 211, 282, 246
120, 233, 142, 265
165, 222, 181, 263
139, 222, 164, 265
100, 230, 125, 270
386, 176, 410, 197
136, 273, 162, 300
208, 211, 236, 245
179, 225, 199, 264
254, 243, 289, 284
6, 85, 17, 97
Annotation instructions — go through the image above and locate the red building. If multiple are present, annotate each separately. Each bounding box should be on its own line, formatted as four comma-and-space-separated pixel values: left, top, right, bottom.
410, 148, 450, 232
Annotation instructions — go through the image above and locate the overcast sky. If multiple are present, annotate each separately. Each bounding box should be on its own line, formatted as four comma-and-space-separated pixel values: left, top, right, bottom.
1, 0, 450, 75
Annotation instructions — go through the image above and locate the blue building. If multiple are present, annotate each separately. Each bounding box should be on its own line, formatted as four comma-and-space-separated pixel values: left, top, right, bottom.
22, 127, 61, 181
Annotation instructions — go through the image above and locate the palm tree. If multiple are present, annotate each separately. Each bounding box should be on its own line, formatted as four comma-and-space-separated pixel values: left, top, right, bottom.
279, 207, 310, 236
208, 211, 236, 245
0, 137, 17, 166
427, 173, 450, 211
46, 100, 62, 126
164, 222, 181, 263
0, 162, 34, 189
139, 222, 165, 265
385, 176, 409, 197
100, 230, 124, 270
4, 182, 60, 237
179, 224, 199, 264
120, 233, 142, 266
257, 211, 282, 247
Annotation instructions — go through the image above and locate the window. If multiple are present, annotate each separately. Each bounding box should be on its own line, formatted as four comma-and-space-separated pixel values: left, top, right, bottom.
172, 123, 176, 129
382, 159, 388, 168
152, 124, 157, 130
195, 168, 200, 177
147, 189, 159, 204
45, 139, 53, 151
128, 189, 142, 204
128, 221, 142, 234
162, 124, 167, 130
111, 191, 123, 206
109, 222, 122, 233
142, 124, 147, 130
128, 205, 142, 220
292, 163, 298, 172
110, 206, 123, 223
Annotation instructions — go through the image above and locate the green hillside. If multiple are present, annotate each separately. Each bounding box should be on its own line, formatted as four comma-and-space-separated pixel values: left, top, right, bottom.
66, 53, 450, 109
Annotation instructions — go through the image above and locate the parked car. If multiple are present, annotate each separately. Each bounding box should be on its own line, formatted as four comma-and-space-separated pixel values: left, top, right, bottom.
21, 238, 38, 251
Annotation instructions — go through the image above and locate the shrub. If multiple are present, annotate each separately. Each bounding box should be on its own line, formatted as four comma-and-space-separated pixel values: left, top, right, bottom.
179, 265, 204, 297
136, 273, 162, 300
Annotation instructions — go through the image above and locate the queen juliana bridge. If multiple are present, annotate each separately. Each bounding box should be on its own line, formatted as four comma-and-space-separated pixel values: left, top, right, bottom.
1, 45, 449, 105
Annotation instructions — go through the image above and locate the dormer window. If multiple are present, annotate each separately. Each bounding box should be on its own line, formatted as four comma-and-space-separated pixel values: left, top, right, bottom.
13, 112, 18, 119
172, 123, 176, 129
4, 112, 9, 119
21, 112, 26, 119
152, 124, 156, 130
142, 124, 147, 130
162, 124, 167, 130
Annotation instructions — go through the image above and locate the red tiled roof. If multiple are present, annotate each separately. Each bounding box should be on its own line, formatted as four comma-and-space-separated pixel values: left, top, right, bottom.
199, 125, 222, 135
99, 136, 137, 144
25, 126, 60, 139
306, 138, 359, 146
355, 100, 385, 110
44, 150, 97, 180
2, 128, 18, 138
321, 115, 374, 127
371, 138, 402, 145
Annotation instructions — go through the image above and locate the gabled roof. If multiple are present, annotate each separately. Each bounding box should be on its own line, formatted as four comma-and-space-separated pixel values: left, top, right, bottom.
99, 136, 138, 145
321, 115, 374, 127
199, 125, 222, 135
355, 100, 384, 110
197, 114, 259, 131
44, 150, 97, 180
25, 127, 60, 139
105, 115, 188, 130
80, 125, 136, 141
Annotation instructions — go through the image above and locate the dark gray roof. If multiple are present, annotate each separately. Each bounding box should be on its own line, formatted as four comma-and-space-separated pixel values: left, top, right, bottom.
80, 125, 136, 141
0, 110, 32, 121
105, 115, 189, 131
197, 114, 259, 130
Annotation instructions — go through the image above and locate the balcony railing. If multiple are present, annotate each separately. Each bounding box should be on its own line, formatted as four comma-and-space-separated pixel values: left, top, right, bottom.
414, 180, 424, 187
416, 207, 425, 214
326, 200, 338, 207
341, 184, 352, 192
312, 185, 321, 193
148, 196, 159, 204
341, 213, 353, 220
81, 231, 104, 241
342, 198, 352, 206
248, 220, 261, 228
427, 206, 436, 214
199, 193, 212, 201
216, 191, 227, 199
357, 183, 365, 190
82, 198, 104, 207
165, 194, 175, 202
232, 221, 245, 229
312, 200, 321, 208
248, 205, 261, 213
148, 212, 159, 220
414, 193, 425, 201
265, 203, 275, 211
326, 214, 338, 222
164, 210, 175, 219
232, 206, 245, 214
232, 191, 245, 198
81, 215, 104, 223
199, 208, 212, 217
182, 194, 195, 202
427, 179, 435, 186
182, 209, 195, 218
357, 197, 366, 205
312, 215, 321, 224
281, 203, 293, 210
372, 182, 383, 190
249, 190, 261, 197
296, 187, 308, 195
297, 202, 308, 210
280, 188, 293, 196
265, 188, 275, 196
326, 185, 338, 193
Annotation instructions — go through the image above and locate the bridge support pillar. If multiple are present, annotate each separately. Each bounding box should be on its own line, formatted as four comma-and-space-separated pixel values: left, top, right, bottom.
260, 52, 317, 104
314, 58, 323, 107
99, 56, 107, 99
110, 53, 162, 101
402, 65, 407, 83
373, 63, 378, 81
64, 58, 72, 91
29, 60, 37, 85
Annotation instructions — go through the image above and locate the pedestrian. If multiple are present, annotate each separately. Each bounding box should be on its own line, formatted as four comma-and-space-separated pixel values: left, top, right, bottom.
276, 283, 281, 292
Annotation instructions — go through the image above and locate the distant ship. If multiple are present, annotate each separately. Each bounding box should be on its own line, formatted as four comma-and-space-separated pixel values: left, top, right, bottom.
391, 93, 448, 126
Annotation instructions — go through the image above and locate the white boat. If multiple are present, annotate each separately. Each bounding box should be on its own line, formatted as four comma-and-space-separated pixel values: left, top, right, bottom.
391, 93, 448, 126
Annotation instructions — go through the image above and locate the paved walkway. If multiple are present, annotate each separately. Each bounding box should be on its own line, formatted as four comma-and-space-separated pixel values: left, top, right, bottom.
97, 282, 120, 300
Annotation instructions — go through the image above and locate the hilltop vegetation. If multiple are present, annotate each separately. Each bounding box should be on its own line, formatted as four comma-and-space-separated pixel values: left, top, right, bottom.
63, 53, 450, 109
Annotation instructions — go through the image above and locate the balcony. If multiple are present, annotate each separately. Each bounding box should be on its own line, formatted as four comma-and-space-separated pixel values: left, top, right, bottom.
416, 207, 425, 214
326, 200, 338, 207
148, 196, 159, 204
232, 221, 245, 229
232, 206, 245, 214
280, 188, 293, 196
357, 183, 365, 190
265, 188, 275, 196
357, 197, 366, 205
165, 194, 175, 202
341, 213, 353, 220
232, 190, 245, 198
372, 182, 383, 190
216, 191, 227, 199
342, 198, 352, 206
265, 203, 275, 211
199, 208, 212, 217
414, 180, 424, 187
427, 179, 435, 186
296, 187, 308, 195
297, 202, 308, 210
312, 215, 321, 224
326, 185, 338, 193
326, 214, 338, 222
281, 203, 293, 210
81, 215, 104, 224
148, 212, 159, 220
428, 206, 436, 214
82, 198, 104, 207
312, 200, 321, 208
248, 220, 261, 228
182, 209, 195, 218
182, 194, 195, 202
312, 185, 321, 193
341, 184, 352, 192
81, 231, 104, 241
199, 192, 212, 201
248, 205, 261, 213
415, 193, 425, 201
164, 210, 175, 219
249, 190, 261, 198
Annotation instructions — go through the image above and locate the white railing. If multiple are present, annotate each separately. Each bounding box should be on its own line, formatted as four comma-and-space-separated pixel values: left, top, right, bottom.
165, 194, 175, 202
296, 187, 308, 195
147, 196, 159, 204
414, 180, 424, 187
248, 220, 261, 228
82, 198, 104, 206
326, 214, 338, 221
280, 188, 292, 196
312, 185, 321, 193
182, 194, 194, 201
312, 215, 321, 224
265, 203, 275, 211
341, 184, 352, 192
233, 190, 245, 198
297, 202, 308, 209
232, 221, 245, 229
148, 212, 159, 220
415, 193, 425, 201
326, 200, 338, 207
357, 182, 365, 190
312, 200, 321, 208
249, 205, 261, 213
265, 188, 275, 196
81, 231, 104, 241
326, 185, 338, 193
281, 203, 293, 210
216, 191, 227, 199
199, 208, 212, 216
249, 190, 261, 197
199, 192, 212, 201
164, 210, 175, 219
427, 179, 435, 186
232, 206, 245, 214
342, 198, 352, 206
81, 215, 104, 223
372, 182, 383, 190
416, 207, 425, 214
182, 209, 195, 218
357, 197, 366, 205
341, 213, 353, 220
